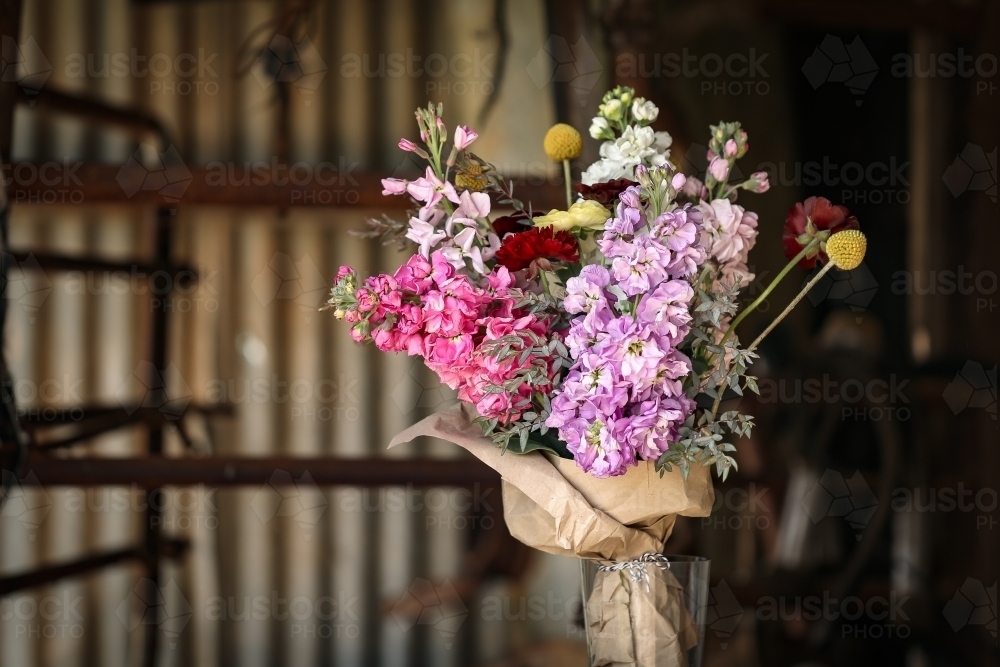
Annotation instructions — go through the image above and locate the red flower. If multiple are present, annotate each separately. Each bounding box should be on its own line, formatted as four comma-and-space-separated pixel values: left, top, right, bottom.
575, 179, 637, 206
491, 211, 532, 238
783, 196, 860, 269
494, 226, 579, 274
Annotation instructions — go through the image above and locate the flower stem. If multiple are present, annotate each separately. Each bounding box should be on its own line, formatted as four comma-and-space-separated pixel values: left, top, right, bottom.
562, 159, 573, 210
747, 261, 835, 352
720, 237, 820, 348
709, 259, 835, 419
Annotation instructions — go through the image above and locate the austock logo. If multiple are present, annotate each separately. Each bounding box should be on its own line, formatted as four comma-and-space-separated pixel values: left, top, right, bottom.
391, 578, 468, 649
1, 252, 52, 323
943, 578, 997, 636
527, 35, 602, 103
943, 144, 997, 203
703, 579, 743, 649
116, 144, 192, 202
250, 469, 327, 540
114, 361, 193, 419
614, 48, 771, 97
2, 591, 84, 639
802, 35, 878, 105
0, 470, 51, 540
252, 35, 327, 100
1, 35, 52, 98
942, 360, 997, 420
756, 590, 911, 638
116, 578, 192, 648
805, 262, 879, 318
802, 469, 879, 540
391, 361, 456, 416
250, 252, 328, 319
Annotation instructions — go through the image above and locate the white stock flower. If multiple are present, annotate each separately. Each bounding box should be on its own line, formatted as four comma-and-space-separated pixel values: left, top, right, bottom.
631, 97, 659, 123
580, 126, 674, 185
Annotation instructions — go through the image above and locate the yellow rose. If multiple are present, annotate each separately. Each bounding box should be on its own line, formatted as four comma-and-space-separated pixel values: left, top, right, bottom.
533, 200, 610, 232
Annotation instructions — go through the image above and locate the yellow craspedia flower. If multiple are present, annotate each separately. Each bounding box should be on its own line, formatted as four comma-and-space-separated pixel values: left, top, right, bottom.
533, 200, 609, 232
826, 229, 867, 270
543, 124, 583, 162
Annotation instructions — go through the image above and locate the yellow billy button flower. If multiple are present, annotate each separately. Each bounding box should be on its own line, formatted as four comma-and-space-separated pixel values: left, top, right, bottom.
533, 200, 610, 233
825, 229, 867, 270
543, 123, 583, 162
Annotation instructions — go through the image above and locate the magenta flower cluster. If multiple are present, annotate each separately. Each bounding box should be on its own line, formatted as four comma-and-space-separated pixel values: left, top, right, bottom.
545, 187, 703, 477
338, 251, 557, 424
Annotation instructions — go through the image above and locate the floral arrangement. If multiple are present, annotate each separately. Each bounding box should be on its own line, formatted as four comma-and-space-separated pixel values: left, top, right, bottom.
327, 86, 866, 482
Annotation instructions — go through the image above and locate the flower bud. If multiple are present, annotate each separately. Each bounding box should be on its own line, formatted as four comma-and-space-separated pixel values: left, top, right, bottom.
600, 98, 624, 121
708, 157, 730, 183
453, 125, 478, 149
589, 116, 613, 140
681, 176, 707, 200
744, 171, 770, 193
631, 98, 659, 123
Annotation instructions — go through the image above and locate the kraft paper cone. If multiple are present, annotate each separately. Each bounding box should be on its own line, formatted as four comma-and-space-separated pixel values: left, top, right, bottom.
389, 403, 713, 561
389, 403, 713, 667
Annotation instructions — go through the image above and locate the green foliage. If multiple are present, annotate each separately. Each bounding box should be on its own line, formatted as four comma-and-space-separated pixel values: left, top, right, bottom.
472, 329, 573, 459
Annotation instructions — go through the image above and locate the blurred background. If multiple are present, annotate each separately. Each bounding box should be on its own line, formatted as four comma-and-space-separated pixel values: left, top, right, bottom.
0, 0, 996, 666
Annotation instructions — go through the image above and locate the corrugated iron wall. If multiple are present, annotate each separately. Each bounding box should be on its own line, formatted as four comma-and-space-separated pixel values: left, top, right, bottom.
1, 1, 578, 665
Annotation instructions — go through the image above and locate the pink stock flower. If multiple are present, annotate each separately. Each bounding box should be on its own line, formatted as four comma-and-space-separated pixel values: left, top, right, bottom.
406, 214, 447, 258
486, 266, 513, 291
430, 252, 456, 286
398, 138, 418, 152
355, 288, 377, 313
426, 333, 475, 368
381, 178, 408, 196
708, 156, 730, 183
746, 171, 770, 193
349, 323, 367, 343
697, 199, 758, 269
371, 328, 400, 352
407, 167, 460, 211
680, 175, 708, 200
453, 125, 478, 149
393, 254, 433, 294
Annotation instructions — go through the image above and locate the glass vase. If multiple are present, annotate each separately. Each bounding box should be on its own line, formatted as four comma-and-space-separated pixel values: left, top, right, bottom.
581, 554, 710, 667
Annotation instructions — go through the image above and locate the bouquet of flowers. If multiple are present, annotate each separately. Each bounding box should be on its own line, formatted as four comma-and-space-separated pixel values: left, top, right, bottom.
326, 87, 866, 666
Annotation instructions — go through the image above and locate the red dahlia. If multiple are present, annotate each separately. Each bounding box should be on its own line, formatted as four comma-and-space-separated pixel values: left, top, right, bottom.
783, 196, 860, 269
494, 226, 579, 274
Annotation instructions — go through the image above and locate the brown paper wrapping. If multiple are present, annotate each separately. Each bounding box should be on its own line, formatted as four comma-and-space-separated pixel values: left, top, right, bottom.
587, 566, 699, 667
389, 404, 714, 666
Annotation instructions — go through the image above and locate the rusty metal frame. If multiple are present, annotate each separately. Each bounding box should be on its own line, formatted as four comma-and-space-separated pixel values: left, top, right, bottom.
0, 538, 190, 596
6, 163, 565, 209
16, 455, 499, 488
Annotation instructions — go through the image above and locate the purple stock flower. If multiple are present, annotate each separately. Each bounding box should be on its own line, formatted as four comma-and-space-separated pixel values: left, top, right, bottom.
547, 190, 700, 477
